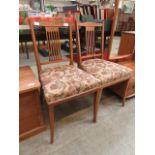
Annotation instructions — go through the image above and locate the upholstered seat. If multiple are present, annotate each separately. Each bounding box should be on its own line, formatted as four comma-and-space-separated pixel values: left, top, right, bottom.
81, 59, 132, 85
40, 65, 100, 104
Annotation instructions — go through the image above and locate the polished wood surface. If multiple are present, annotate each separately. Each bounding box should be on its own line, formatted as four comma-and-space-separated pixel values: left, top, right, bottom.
19, 66, 40, 94
118, 31, 135, 56
19, 66, 45, 141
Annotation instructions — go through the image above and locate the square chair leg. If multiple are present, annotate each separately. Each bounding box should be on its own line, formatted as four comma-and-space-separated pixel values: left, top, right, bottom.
48, 105, 54, 144
93, 89, 102, 123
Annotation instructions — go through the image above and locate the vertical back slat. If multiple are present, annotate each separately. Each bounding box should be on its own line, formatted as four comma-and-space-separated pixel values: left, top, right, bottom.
55, 30, 59, 59
69, 22, 73, 65
45, 27, 62, 61
85, 31, 88, 53
101, 21, 104, 59
57, 30, 62, 59
50, 31, 54, 60
57, 30, 61, 59
90, 31, 92, 53
85, 27, 95, 55
92, 30, 95, 53
88, 31, 91, 54
54, 31, 58, 60
51, 31, 55, 60
52, 31, 56, 60
46, 31, 51, 61
76, 21, 82, 66
55, 31, 60, 59
76, 21, 104, 63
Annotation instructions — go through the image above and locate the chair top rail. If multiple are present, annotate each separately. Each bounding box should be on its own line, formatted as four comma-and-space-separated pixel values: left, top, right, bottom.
77, 22, 103, 27
30, 19, 70, 28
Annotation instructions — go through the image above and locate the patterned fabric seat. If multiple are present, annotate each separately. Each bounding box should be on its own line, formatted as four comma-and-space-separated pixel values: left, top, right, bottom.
81, 59, 132, 85
40, 65, 100, 104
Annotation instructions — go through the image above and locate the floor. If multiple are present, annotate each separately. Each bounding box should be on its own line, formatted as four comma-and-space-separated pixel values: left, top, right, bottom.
19, 47, 135, 155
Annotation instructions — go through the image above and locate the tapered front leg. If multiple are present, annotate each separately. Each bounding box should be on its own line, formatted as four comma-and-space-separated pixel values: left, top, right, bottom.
93, 89, 102, 123
122, 79, 130, 107
48, 105, 54, 144
122, 98, 126, 107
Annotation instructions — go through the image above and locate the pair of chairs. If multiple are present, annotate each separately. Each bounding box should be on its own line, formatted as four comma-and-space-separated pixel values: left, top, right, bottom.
29, 19, 131, 144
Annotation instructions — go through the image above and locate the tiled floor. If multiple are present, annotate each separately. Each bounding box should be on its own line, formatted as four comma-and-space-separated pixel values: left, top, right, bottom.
19, 45, 135, 155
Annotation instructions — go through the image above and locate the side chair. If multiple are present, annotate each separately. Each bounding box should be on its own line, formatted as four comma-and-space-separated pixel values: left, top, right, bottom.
75, 21, 132, 106
29, 19, 102, 144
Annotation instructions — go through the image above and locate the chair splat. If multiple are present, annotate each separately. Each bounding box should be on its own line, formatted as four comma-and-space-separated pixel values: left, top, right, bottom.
85, 27, 95, 55
45, 27, 62, 61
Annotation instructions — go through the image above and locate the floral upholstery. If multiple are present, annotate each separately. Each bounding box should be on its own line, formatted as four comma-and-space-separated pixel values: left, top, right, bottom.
81, 59, 132, 85
40, 65, 100, 104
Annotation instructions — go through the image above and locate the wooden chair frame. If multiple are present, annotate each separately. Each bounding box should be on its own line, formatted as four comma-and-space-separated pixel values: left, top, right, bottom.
29, 19, 102, 144
29, 19, 74, 75
76, 21, 104, 67
75, 20, 130, 106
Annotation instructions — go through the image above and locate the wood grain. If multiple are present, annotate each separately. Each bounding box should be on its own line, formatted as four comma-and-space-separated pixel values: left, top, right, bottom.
19, 66, 45, 141
19, 66, 40, 94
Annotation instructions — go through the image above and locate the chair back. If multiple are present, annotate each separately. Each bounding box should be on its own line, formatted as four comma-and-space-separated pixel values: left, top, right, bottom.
29, 18, 73, 75
75, 21, 104, 66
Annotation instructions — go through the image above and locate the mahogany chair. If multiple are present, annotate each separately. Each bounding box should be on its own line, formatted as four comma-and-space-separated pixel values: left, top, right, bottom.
29, 19, 102, 144
75, 21, 132, 106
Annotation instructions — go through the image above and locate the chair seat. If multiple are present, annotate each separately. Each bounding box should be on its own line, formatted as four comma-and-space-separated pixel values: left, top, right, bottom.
81, 59, 132, 85
40, 65, 100, 104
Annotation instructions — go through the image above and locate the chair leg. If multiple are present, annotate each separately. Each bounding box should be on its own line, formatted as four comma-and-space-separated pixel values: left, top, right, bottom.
48, 105, 54, 144
25, 42, 29, 59
21, 42, 25, 53
93, 89, 102, 123
122, 79, 130, 107
40, 87, 45, 105
122, 97, 126, 107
